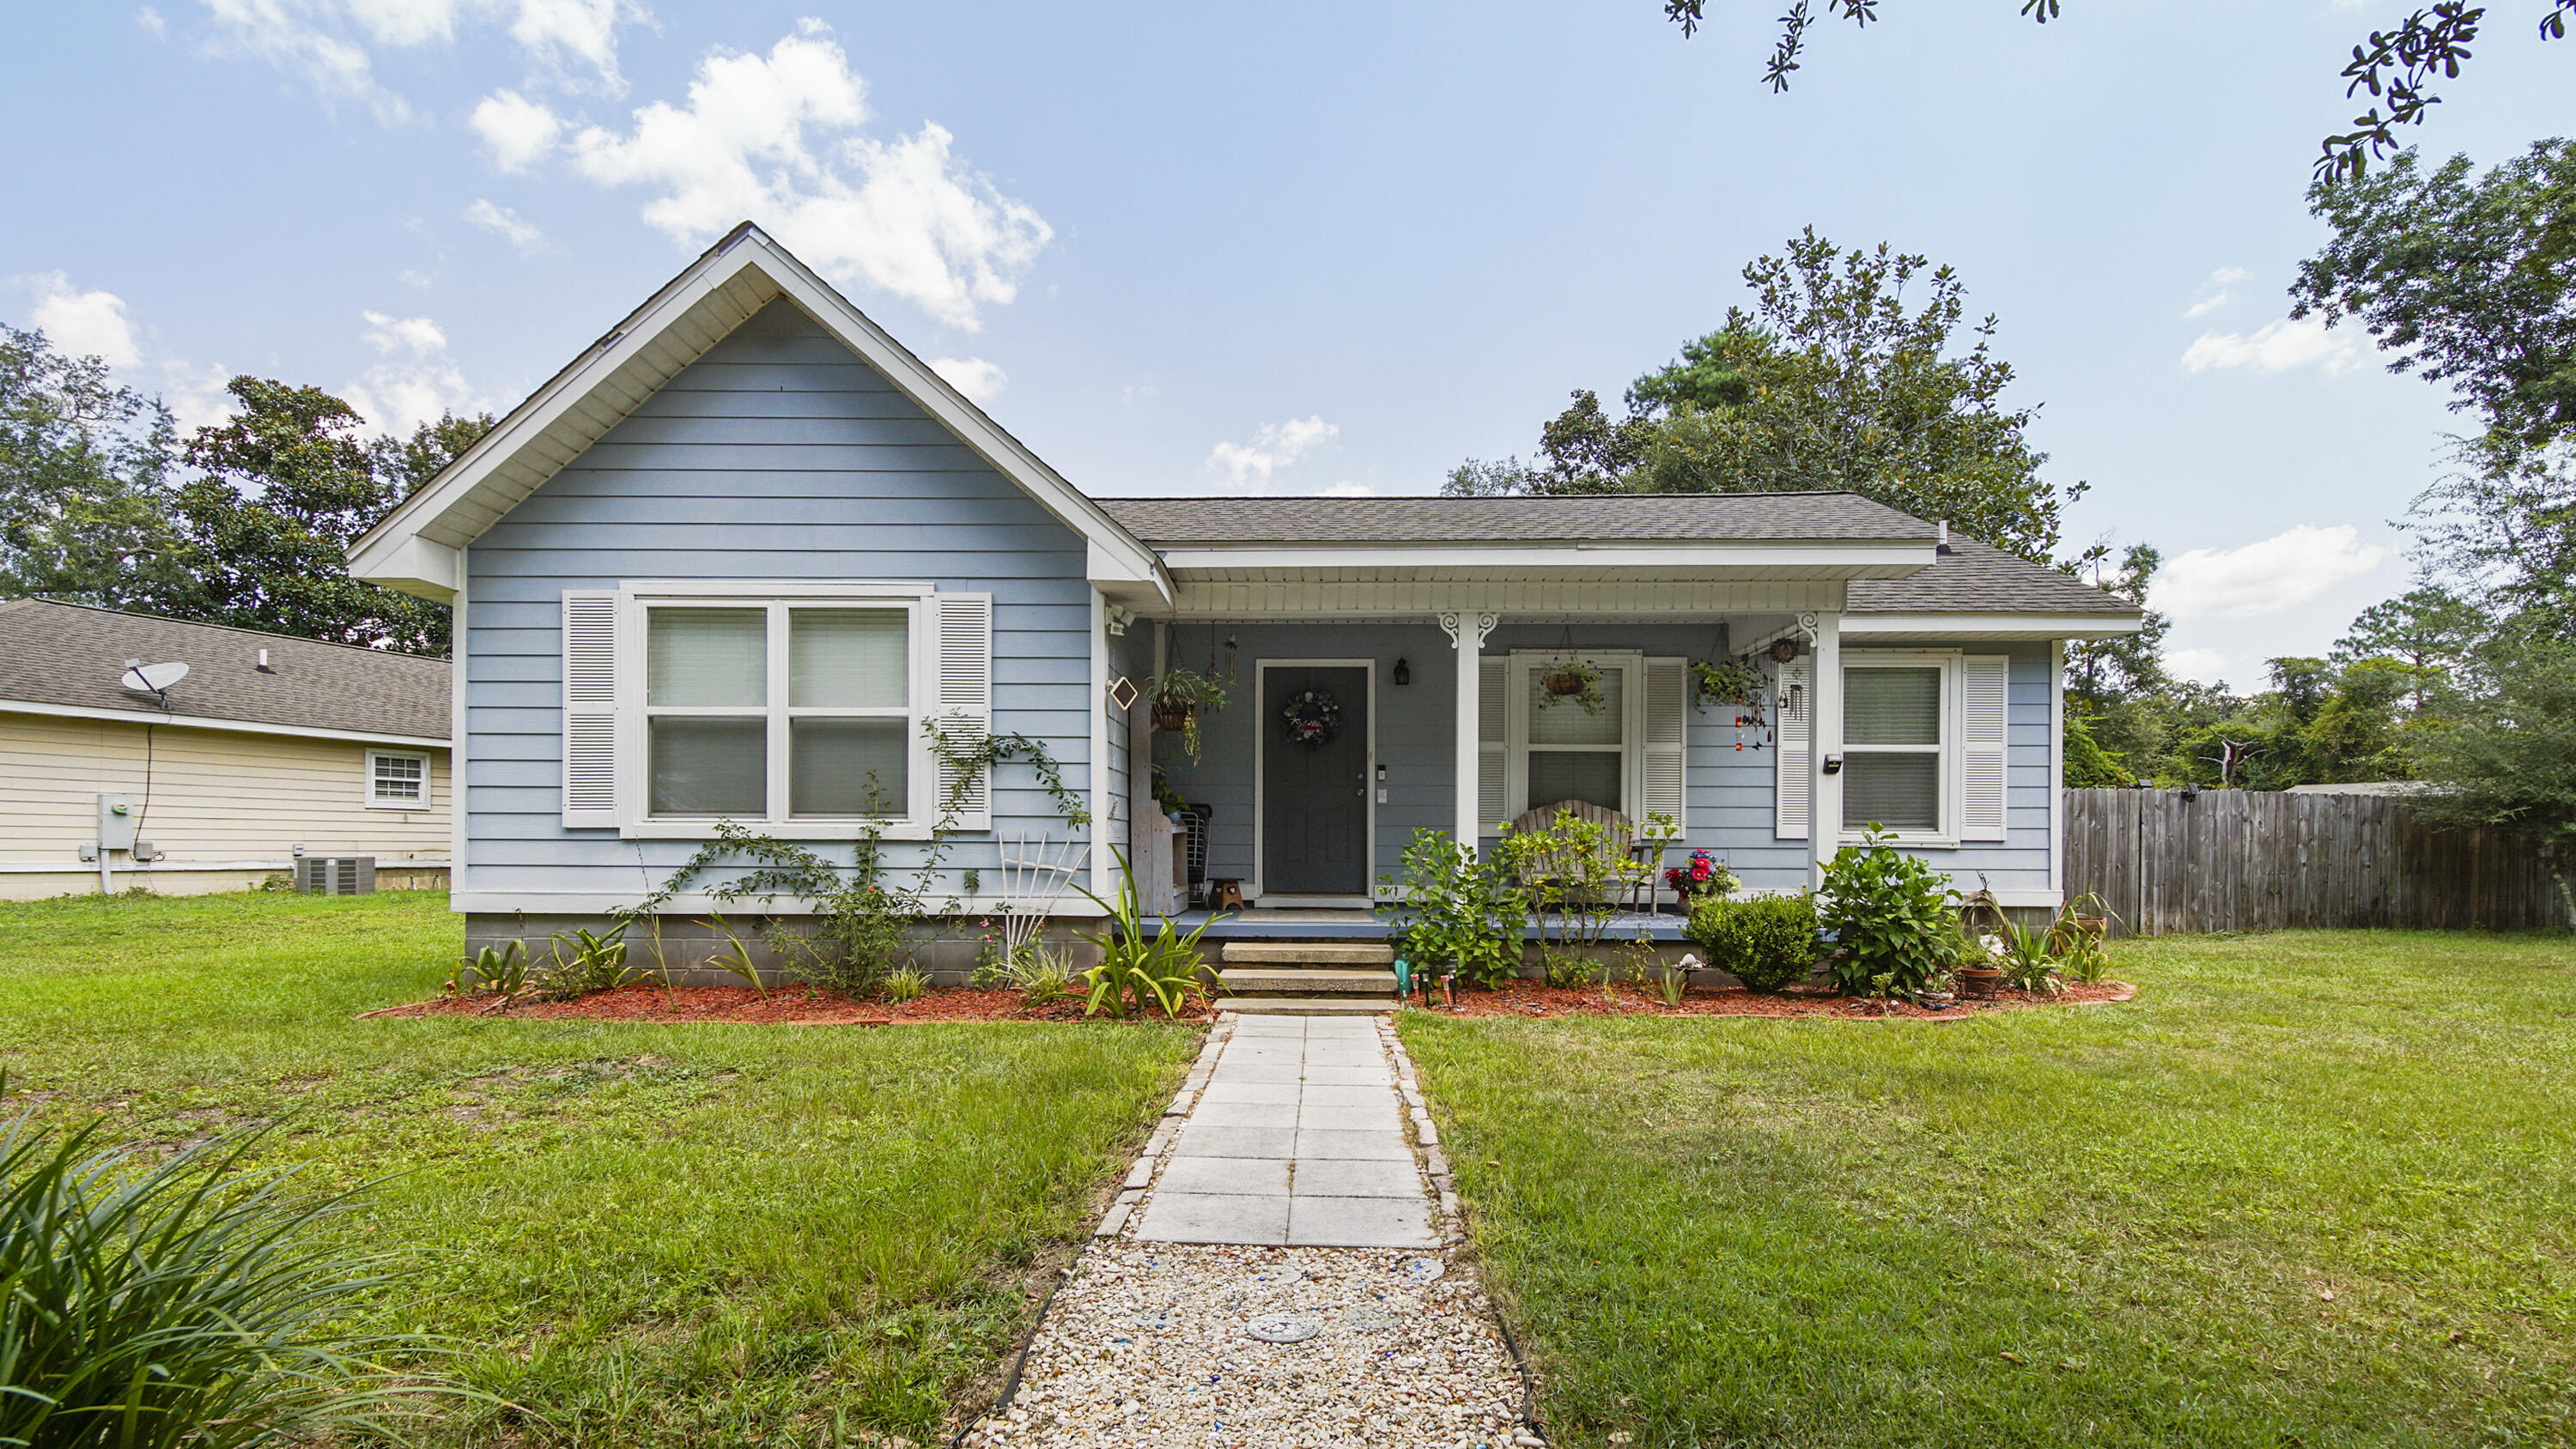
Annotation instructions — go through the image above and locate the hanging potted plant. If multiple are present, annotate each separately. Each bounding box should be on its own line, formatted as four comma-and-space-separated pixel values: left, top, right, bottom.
1151, 666, 1229, 761
1537, 658, 1607, 715
1689, 658, 1763, 710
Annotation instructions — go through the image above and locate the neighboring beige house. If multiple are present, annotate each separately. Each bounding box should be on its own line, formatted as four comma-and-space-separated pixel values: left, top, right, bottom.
0, 599, 450, 899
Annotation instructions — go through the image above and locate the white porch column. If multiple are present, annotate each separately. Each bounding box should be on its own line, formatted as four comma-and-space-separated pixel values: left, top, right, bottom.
1807, 609, 1844, 890
1440, 611, 1498, 851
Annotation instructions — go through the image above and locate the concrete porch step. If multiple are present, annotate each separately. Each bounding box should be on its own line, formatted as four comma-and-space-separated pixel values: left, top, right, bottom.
1217, 967, 1398, 997
1220, 942, 1395, 967
1218, 997, 1400, 1016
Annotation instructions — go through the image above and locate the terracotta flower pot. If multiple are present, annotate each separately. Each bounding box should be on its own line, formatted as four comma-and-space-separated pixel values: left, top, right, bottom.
1955, 967, 2002, 1000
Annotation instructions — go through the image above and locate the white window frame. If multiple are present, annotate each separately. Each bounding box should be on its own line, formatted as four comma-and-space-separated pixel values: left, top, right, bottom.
364, 749, 432, 809
1504, 651, 1644, 820
618, 584, 939, 840
1838, 648, 1959, 848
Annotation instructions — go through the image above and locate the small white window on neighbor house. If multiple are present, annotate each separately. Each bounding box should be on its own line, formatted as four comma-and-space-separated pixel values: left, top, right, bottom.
1841, 660, 1948, 836
367, 750, 429, 808
643, 603, 915, 822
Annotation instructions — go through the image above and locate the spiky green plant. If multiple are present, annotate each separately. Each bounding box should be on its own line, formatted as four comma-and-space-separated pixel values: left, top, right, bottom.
0, 1088, 445, 1448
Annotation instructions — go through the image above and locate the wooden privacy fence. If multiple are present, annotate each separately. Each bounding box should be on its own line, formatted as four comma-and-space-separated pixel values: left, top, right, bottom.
2062, 788, 2570, 936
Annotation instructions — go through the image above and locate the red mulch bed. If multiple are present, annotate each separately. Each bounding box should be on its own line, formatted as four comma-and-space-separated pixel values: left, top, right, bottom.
1416, 979, 2137, 1020
364, 984, 1213, 1026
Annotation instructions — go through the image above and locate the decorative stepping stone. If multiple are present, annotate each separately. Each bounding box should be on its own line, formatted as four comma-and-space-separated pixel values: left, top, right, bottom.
1246, 1313, 1321, 1343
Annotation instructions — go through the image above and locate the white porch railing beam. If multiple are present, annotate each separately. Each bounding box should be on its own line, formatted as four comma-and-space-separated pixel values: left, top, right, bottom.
1806, 609, 1844, 889
1439, 610, 1498, 852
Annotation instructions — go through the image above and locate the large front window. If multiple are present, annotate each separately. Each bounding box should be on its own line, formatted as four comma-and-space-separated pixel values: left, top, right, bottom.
1842, 660, 1947, 834
644, 603, 913, 820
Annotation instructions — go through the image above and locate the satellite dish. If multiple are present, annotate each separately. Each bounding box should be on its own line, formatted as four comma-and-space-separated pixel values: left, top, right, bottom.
120, 661, 190, 694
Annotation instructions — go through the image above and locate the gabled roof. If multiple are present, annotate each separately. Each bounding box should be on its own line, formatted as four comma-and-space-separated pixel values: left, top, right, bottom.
0, 598, 449, 743
1095, 492, 1938, 544
347, 222, 1170, 607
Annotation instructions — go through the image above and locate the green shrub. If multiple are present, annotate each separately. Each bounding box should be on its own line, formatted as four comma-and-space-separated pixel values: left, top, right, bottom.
0, 1095, 439, 1448
1817, 827, 1960, 997
1381, 829, 1529, 990
1686, 893, 1820, 993
1074, 849, 1216, 1018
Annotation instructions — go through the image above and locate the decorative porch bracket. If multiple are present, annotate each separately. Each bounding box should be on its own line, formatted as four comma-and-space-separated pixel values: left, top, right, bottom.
1439, 610, 1499, 852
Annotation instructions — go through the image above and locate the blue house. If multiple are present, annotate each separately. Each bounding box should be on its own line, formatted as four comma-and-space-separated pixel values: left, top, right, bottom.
350, 225, 2141, 966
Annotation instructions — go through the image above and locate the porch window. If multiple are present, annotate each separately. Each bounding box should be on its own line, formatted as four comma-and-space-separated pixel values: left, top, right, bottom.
1841, 662, 1945, 834
1523, 664, 1626, 814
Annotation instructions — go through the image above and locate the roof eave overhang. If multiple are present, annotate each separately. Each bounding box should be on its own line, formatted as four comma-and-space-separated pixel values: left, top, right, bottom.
0, 699, 450, 748
1150, 541, 1937, 585
349, 224, 1172, 608
1843, 612, 2145, 641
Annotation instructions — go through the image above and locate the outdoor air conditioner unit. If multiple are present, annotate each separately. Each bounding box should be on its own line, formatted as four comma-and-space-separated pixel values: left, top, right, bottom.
295, 856, 376, 895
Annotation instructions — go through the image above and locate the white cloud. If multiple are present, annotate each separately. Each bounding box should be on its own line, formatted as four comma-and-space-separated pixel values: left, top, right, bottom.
562, 22, 1052, 330
346, 310, 487, 432
2162, 648, 2231, 687
1208, 415, 1339, 487
1319, 481, 1373, 497
159, 360, 238, 435
201, 0, 408, 123
2184, 265, 2250, 319
2150, 524, 2389, 620
2180, 315, 2362, 374
25, 272, 143, 367
137, 6, 168, 37
462, 197, 550, 253
469, 88, 563, 171
197, 0, 637, 124
928, 356, 1005, 404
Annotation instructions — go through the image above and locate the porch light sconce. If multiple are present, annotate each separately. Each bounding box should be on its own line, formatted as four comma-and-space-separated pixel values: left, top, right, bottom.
1392, 657, 1410, 686
1821, 754, 1844, 776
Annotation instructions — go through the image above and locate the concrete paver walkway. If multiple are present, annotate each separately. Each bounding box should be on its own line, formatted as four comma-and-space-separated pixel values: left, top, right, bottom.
1134, 1014, 1440, 1249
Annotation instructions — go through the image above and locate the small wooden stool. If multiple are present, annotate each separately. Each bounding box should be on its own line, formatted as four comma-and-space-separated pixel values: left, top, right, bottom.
1207, 877, 1247, 911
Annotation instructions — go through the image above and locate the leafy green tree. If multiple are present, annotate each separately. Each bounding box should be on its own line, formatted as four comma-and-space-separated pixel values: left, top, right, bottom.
1450, 231, 2081, 564
2413, 637, 2576, 924
0, 325, 190, 609
2333, 583, 2484, 706
1661, 2, 2573, 181
162, 380, 481, 656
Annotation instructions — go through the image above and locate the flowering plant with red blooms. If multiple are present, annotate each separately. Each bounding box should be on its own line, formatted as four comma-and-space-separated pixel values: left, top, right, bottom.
1663, 849, 1736, 897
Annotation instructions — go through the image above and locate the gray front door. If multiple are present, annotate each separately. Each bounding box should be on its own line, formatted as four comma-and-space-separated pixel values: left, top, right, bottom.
1261, 665, 1370, 897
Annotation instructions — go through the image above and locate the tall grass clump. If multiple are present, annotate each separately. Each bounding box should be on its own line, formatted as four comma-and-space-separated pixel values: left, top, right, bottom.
0, 1088, 439, 1448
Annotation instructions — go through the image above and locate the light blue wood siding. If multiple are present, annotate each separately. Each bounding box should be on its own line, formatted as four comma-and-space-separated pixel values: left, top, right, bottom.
463, 298, 1095, 899
1152, 626, 2057, 898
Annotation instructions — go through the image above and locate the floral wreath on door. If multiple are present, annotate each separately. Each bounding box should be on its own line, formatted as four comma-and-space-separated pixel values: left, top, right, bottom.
1280, 688, 1341, 749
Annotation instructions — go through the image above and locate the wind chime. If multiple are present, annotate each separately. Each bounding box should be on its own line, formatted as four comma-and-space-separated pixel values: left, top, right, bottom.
1702, 621, 1777, 754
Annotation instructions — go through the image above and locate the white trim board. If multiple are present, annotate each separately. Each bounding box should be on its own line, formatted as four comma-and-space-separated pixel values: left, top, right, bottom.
0, 858, 450, 875
1844, 613, 2143, 640
0, 700, 448, 750
453, 890, 1106, 917
1159, 543, 1934, 576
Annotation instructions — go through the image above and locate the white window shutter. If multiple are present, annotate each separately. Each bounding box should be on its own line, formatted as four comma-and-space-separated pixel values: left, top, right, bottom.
560, 591, 619, 829
1476, 657, 1506, 834
933, 592, 994, 830
1773, 655, 1811, 840
1960, 653, 2010, 841
1643, 658, 1687, 826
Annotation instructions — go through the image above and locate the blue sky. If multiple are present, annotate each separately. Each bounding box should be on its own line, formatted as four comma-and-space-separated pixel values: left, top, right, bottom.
4, 2, 2565, 686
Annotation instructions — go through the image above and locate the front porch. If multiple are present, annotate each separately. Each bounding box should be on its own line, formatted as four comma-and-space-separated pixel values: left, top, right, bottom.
1177, 906, 1692, 943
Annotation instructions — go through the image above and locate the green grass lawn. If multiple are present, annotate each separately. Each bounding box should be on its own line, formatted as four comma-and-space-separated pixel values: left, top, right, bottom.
1402, 931, 2576, 1448
0, 889, 1197, 1446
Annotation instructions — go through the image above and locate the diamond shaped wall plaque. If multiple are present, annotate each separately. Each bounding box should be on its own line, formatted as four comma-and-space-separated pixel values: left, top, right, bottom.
1109, 676, 1139, 711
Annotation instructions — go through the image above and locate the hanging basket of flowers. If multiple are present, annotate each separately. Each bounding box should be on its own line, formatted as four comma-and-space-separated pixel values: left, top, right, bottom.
1536, 658, 1607, 715
1280, 688, 1341, 749
1690, 658, 1764, 710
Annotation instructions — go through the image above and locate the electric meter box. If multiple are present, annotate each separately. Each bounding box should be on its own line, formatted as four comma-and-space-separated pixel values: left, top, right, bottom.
97, 794, 137, 852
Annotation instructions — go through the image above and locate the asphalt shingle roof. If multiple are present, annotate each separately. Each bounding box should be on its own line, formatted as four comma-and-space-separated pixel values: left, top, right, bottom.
0, 599, 450, 740
1094, 491, 1938, 544
1849, 537, 2142, 616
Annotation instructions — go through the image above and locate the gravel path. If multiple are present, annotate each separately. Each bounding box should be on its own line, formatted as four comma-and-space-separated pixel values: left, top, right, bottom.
966, 1016, 1541, 1449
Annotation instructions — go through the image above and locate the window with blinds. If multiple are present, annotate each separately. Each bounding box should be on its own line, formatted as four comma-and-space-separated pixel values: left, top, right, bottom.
1842, 664, 1943, 833
642, 602, 915, 822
